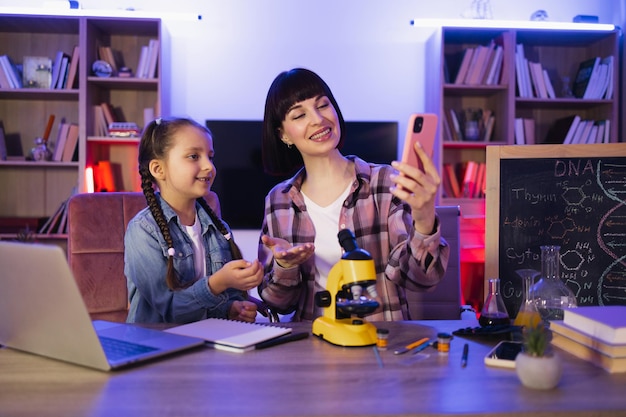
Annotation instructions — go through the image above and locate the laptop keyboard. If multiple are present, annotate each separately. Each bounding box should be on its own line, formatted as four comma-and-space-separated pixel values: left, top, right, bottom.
99, 336, 158, 361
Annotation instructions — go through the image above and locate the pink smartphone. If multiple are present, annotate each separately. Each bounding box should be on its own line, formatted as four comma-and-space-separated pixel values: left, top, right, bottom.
401, 113, 438, 172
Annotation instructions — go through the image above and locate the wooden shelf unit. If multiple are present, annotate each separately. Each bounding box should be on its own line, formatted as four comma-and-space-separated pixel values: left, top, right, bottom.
0, 13, 166, 238
426, 25, 620, 310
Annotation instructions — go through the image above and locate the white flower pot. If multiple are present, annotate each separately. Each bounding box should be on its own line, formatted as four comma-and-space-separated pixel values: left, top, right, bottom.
515, 352, 562, 390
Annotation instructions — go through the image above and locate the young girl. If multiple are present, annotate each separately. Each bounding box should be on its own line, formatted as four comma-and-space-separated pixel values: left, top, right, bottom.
125, 117, 261, 324
258, 68, 450, 321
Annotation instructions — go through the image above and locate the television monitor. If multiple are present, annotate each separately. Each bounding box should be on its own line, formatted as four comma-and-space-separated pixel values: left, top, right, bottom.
206, 120, 398, 229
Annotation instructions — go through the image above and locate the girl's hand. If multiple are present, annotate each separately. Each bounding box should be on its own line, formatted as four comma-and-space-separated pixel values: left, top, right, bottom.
209, 259, 263, 294
390, 142, 441, 235
261, 235, 315, 269
228, 300, 258, 322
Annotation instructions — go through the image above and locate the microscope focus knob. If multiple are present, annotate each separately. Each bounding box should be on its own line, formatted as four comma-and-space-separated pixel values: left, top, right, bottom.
315, 290, 332, 307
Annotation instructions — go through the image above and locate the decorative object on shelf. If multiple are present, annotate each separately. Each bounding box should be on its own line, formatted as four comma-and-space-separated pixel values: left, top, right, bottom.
530, 10, 549, 21
22, 56, 52, 88
531, 245, 577, 322
30, 114, 55, 161
515, 321, 562, 390
92, 60, 113, 78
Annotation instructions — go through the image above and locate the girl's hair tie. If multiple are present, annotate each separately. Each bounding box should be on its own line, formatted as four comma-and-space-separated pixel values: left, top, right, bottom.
167, 247, 175, 257
155, 117, 162, 125
224, 233, 231, 241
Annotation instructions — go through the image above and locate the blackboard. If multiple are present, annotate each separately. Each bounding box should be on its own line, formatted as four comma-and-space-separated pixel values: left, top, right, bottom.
485, 144, 626, 318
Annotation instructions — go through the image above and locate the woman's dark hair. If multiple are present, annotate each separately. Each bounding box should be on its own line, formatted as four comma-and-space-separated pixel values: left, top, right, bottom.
138, 117, 243, 290
261, 68, 346, 176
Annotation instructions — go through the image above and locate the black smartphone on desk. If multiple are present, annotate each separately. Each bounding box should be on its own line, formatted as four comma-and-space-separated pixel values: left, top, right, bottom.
484, 341, 523, 368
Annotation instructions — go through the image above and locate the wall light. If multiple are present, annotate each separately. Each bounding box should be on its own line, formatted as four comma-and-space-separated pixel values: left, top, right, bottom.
410, 18, 616, 32
0, 6, 201, 21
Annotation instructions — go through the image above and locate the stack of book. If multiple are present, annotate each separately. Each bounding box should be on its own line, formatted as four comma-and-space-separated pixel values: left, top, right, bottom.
550, 306, 626, 373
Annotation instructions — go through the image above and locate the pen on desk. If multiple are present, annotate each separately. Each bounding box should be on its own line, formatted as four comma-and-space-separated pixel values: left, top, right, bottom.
255, 332, 309, 350
461, 343, 469, 368
394, 337, 429, 355
373, 346, 384, 368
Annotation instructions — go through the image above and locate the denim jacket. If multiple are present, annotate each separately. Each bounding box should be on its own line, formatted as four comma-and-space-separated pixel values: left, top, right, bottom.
124, 193, 244, 323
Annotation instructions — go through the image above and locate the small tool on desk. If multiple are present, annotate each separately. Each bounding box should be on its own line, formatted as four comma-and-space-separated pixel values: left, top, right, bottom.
461, 343, 469, 367
394, 337, 429, 355
410, 339, 435, 355
255, 332, 309, 350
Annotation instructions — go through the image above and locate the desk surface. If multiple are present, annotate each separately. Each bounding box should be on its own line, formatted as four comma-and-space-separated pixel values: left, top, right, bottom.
2, 320, 626, 417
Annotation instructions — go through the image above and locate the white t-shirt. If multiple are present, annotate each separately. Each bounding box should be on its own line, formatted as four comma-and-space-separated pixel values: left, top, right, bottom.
301, 183, 352, 293
184, 211, 206, 280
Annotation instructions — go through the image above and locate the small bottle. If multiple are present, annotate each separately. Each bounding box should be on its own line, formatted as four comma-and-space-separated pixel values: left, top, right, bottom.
437, 332, 452, 353
376, 328, 389, 350
479, 278, 510, 327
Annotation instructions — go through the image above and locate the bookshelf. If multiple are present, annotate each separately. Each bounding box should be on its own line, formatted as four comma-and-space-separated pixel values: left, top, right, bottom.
0, 13, 167, 241
425, 25, 620, 310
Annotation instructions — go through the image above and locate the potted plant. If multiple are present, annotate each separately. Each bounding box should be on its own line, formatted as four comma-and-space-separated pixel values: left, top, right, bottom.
515, 322, 562, 390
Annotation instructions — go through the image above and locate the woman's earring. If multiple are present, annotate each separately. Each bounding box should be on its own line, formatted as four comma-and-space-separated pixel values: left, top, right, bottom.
287, 143, 292, 149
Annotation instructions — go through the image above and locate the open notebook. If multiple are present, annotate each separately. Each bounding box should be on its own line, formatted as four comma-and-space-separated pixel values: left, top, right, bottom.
165, 318, 292, 352
0, 241, 205, 371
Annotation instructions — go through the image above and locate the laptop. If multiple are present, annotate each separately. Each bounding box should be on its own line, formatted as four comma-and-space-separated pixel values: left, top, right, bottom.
0, 241, 205, 371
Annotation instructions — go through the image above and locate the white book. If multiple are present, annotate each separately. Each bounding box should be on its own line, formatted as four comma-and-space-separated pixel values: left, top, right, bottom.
562, 115, 581, 145
165, 318, 292, 353
56, 56, 69, 89
603, 119, 611, 143
146, 39, 160, 79
49, 51, 66, 90
136, 45, 149, 79
563, 306, 626, 345
52, 122, 70, 162
543, 69, 556, 99
585, 124, 598, 144
485, 45, 503, 85
570, 120, 589, 144
577, 120, 594, 144
0, 55, 19, 88
582, 57, 602, 99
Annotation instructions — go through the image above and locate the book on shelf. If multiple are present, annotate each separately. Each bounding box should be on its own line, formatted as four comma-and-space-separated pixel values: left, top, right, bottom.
528, 61, 548, 99
550, 327, 626, 373
49, 51, 68, 90
98, 46, 118, 74
514, 118, 525, 144
515, 44, 533, 98
61, 123, 79, 162
52, 122, 71, 162
447, 108, 463, 141
0, 59, 11, 89
64, 45, 79, 90
563, 306, 626, 345
136, 45, 150, 79
55, 55, 70, 88
164, 318, 292, 353
573, 57, 599, 98
522, 118, 535, 145
0, 122, 6, 160
482, 112, 495, 141
602, 55, 614, 99
442, 163, 461, 198
550, 320, 626, 358
484, 44, 503, 85
146, 39, 160, 79
465, 41, 493, 85
0, 55, 23, 88
39, 200, 67, 234
94, 105, 109, 136
454, 47, 474, 85
542, 69, 556, 99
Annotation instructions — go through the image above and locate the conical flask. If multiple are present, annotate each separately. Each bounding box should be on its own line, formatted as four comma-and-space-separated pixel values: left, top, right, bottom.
531, 245, 577, 322
513, 269, 542, 328
479, 278, 510, 327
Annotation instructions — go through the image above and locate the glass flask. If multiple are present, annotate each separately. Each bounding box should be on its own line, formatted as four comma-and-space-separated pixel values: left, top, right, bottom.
513, 269, 542, 328
531, 245, 577, 322
479, 278, 510, 327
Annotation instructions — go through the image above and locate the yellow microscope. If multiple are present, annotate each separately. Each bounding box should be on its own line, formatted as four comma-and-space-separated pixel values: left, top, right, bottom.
312, 229, 380, 347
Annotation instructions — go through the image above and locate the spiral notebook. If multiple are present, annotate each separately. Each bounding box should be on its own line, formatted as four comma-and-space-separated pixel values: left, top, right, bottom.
165, 318, 292, 353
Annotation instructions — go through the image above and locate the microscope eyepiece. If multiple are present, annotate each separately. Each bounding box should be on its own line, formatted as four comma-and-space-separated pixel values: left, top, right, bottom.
337, 229, 371, 260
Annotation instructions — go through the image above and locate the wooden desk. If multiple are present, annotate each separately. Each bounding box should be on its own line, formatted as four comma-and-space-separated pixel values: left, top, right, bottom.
1, 320, 625, 417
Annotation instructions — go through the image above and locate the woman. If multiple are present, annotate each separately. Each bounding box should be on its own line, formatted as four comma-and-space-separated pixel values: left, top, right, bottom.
257, 68, 449, 321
